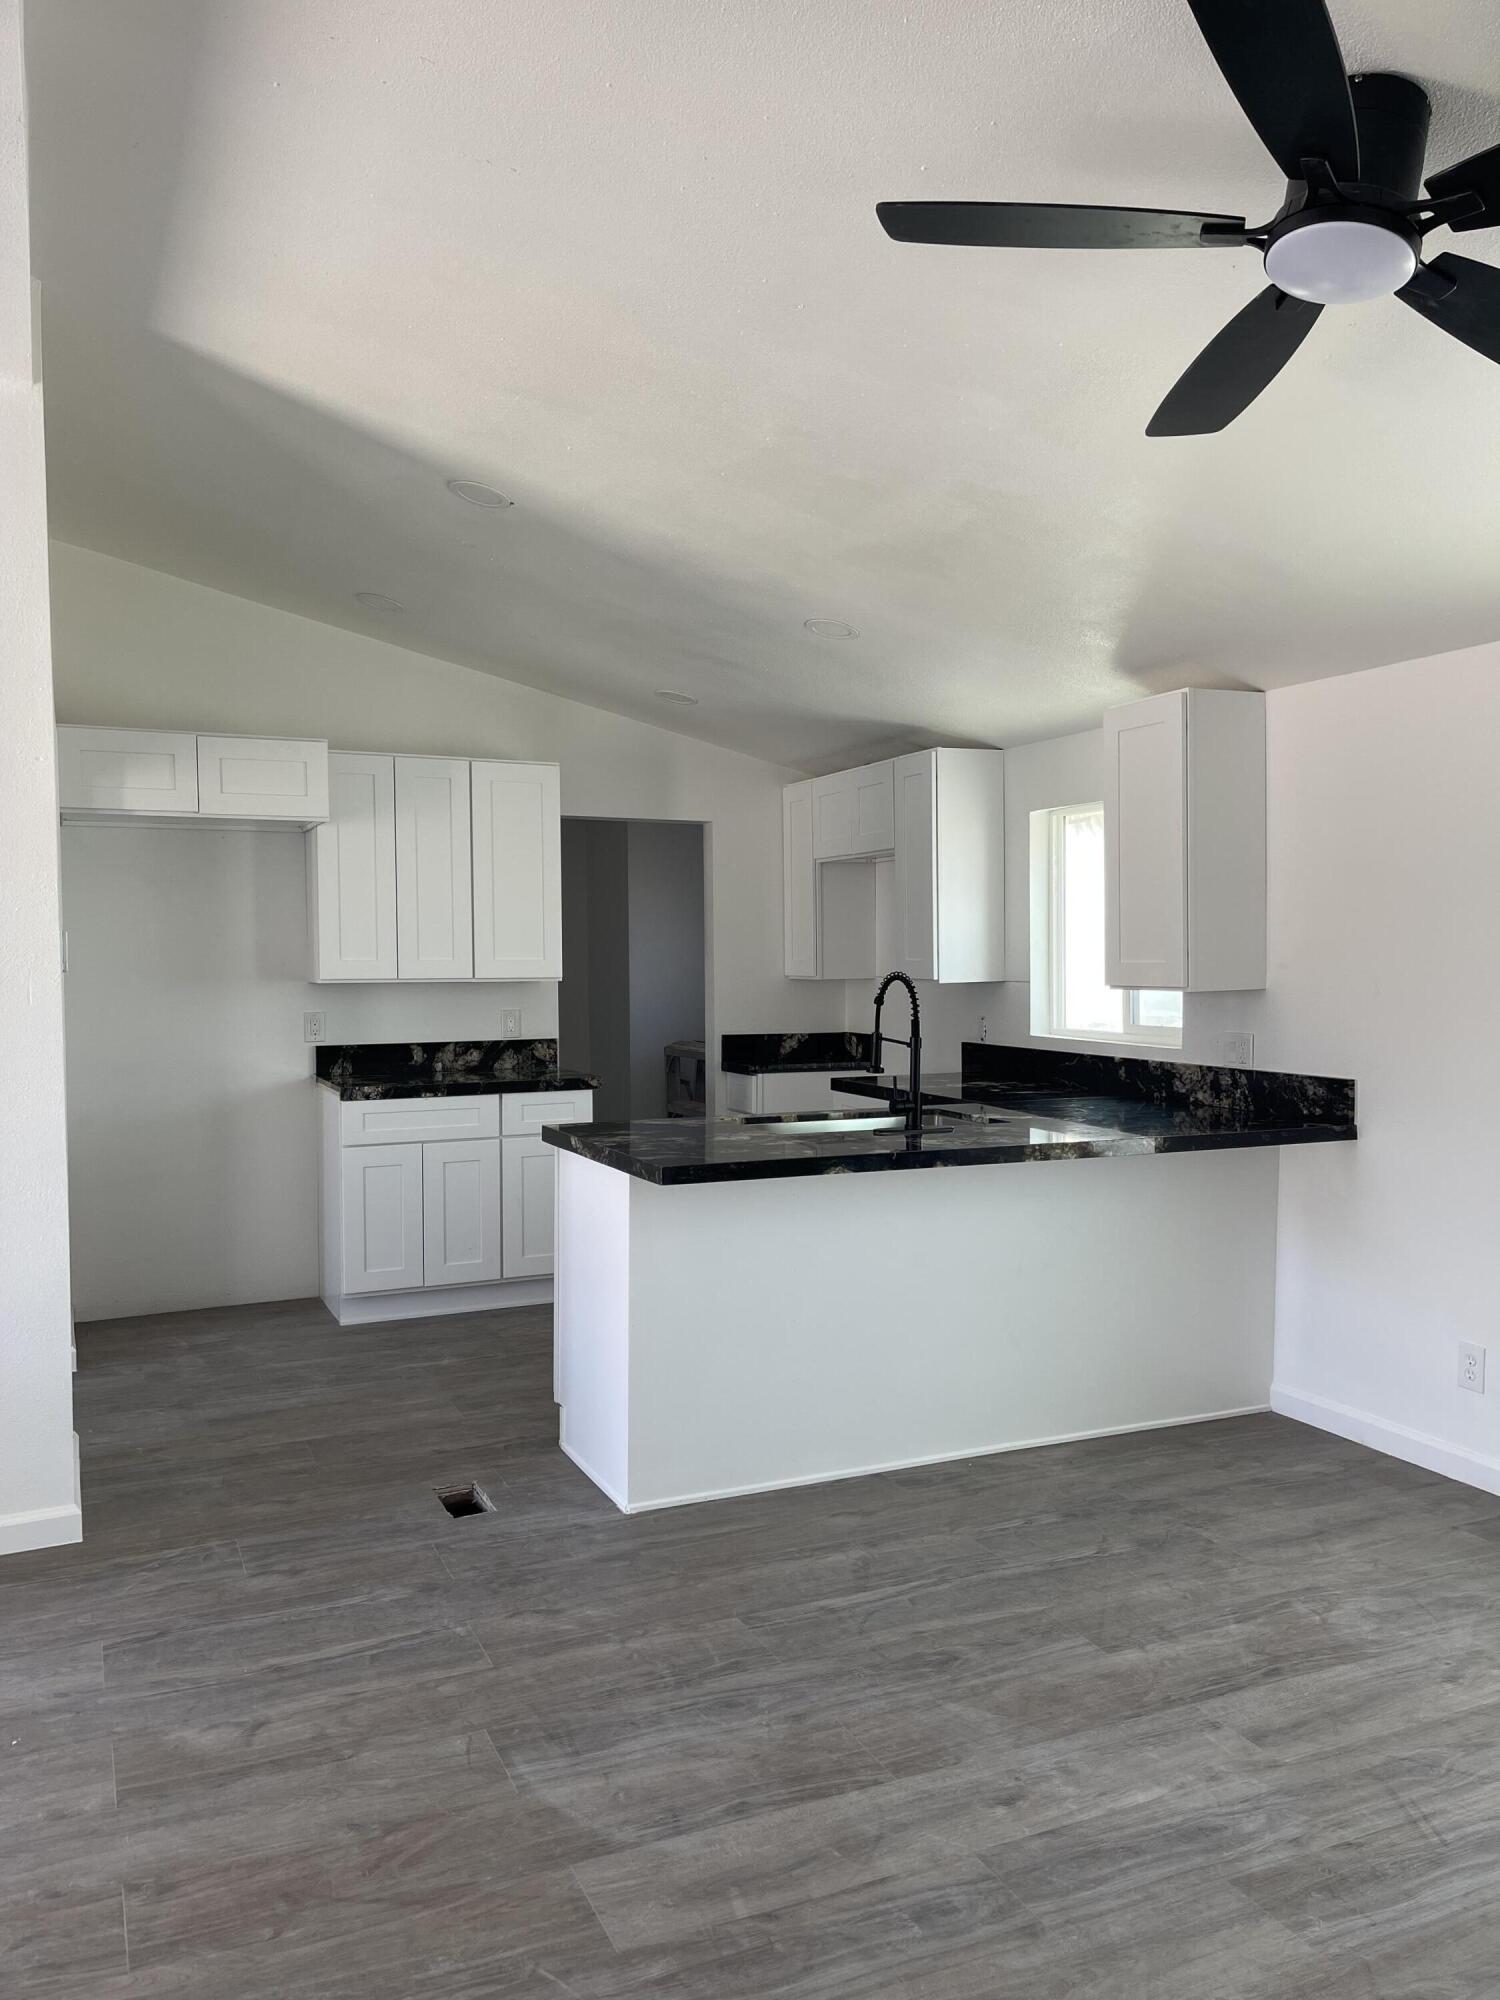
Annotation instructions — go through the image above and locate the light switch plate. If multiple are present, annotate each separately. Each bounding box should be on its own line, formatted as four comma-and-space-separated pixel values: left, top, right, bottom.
499, 1008, 521, 1037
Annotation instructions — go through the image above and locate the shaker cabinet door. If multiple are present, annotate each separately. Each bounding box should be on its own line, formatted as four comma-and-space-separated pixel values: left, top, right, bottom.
471, 760, 562, 979
395, 756, 473, 979
422, 1138, 503, 1287
309, 753, 397, 980
340, 1144, 424, 1294
1104, 692, 1187, 991
502, 1133, 557, 1278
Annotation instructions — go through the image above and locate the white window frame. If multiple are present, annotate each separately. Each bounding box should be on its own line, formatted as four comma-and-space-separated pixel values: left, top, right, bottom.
1029, 802, 1183, 1050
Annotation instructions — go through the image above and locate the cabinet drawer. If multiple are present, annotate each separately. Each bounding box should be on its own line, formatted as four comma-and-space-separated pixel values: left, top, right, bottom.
339, 1095, 500, 1147
500, 1090, 594, 1137
57, 727, 200, 815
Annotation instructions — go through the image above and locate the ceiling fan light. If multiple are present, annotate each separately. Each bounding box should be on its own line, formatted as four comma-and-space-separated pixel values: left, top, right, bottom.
1264, 218, 1417, 306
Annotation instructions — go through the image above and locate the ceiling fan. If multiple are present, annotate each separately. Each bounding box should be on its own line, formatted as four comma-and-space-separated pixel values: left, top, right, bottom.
877, 0, 1500, 434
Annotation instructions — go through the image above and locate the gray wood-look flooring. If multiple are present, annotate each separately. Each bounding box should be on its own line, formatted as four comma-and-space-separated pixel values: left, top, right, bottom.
7, 1301, 1500, 1996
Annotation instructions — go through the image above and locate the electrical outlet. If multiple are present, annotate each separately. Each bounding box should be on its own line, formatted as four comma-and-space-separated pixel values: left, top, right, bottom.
1460, 1342, 1486, 1393
977, 1015, 989, 1044
303, 1011, 326, 1044
499, 1008, 521, 1038
1212, 1032, 1255, 1068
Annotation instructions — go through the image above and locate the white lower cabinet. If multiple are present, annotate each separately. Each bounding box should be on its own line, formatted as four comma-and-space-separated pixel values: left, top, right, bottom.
422, 1139, 502, 1286
501, 1134, 556, 1278
339, 1143, 424, 1295
320, 1088, 594, 1323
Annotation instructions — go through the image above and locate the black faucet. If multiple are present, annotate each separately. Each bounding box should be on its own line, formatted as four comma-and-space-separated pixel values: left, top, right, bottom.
871, 971, 923, 1139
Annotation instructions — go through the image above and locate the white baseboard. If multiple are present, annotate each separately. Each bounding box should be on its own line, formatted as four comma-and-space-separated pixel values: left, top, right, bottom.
328, 1279, 552, 1327
585, 1403, 1271, 1515
559, 1439, 630, 1512
1272, 1383, 1500, 1498
0, 1433, 84, 1558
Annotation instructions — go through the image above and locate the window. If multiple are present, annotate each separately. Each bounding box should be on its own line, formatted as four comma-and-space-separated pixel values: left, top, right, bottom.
1030, 803, 1183, 1047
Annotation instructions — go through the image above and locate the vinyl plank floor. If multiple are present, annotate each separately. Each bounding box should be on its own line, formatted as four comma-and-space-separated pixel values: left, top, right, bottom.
4, 1299, 1500, 1995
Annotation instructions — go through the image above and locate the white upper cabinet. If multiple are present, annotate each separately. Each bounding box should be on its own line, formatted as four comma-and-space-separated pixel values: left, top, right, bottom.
812, 760, 895, 859
893, 749, 1006, 984
58, 727, 329, 825
57, 728, 200, 817
308, 752, 398, 981
782, 779, 818, 978
471, 759, 562, 980
394, 755, 473, 981
1104, 688, 1265, 993
311, 751, 561, 983
784, 748, 1004, 983
197, 735, 328, 822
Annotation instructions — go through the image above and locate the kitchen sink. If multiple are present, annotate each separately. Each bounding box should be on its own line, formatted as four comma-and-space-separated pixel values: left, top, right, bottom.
726, 1110, 956, 1135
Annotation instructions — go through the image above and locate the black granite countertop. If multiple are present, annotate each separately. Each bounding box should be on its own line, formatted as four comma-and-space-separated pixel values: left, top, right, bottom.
544, 1042, 1356, 1186
720, 1031, 876, 1075
316, 1040, 599, 1101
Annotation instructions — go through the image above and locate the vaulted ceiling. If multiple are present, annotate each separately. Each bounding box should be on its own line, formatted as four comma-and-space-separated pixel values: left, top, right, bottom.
26, 0, 1500, 768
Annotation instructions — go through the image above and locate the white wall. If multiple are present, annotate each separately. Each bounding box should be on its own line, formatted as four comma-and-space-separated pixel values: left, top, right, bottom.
0, 0, 79, 1553
51, 542, 843, 1318
1248, 647, 1500, 1492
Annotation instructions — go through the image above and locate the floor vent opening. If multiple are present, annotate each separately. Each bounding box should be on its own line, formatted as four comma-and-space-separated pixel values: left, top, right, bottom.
436, 1482, 494, 1519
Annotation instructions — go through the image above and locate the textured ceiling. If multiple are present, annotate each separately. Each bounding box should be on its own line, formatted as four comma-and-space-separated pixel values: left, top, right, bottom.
25, 0, 1500, 769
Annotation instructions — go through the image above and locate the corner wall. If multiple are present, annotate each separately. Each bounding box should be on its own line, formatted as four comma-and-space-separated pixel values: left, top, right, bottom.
0, 0, 79, 1551
1252, 645, 1500, 1489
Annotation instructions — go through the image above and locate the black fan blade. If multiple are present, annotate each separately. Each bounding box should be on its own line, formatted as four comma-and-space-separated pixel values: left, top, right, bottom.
876, 202, 1246, 250
1398, 253, 1500, 366
1186, 0, 1359, 182
1147, 286, 1322, 435
1425, 142, 1500, 232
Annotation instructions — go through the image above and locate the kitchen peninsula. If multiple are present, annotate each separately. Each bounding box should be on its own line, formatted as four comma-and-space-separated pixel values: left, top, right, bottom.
547, 1044, 1356, 1511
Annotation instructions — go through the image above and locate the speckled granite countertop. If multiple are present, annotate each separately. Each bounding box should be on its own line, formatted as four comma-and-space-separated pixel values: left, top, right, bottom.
544, 1043, 1355, 1186
315, 1040, 598, 1101
720, 1031, 876, 1075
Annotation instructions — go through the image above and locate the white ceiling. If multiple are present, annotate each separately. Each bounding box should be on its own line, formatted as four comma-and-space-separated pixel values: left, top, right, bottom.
25, 0, 1500, 769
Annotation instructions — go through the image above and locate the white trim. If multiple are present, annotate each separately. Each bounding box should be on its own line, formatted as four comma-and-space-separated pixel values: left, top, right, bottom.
329, 1278, 552, 1326
1272, 1384, 1500, 1498
559, 1439, 631, 1512
1029, 801, 1183, 1050
0, 1448, 83, 1559
589, 1403, 1270, 1515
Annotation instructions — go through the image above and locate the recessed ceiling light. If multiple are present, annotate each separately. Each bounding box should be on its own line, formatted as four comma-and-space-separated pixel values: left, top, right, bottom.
445, 478, 514, 508
655, 689, 698, 705
804, 618, 858, 639
354, 590, 406, 616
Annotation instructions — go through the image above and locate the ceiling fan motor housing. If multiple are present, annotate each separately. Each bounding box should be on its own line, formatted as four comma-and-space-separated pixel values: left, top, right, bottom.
1346, 71, 1432, 202
1263, 73, 1430, 304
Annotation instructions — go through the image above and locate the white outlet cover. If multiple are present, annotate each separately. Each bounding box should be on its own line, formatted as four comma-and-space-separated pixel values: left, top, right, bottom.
1460, 1341, 1486, 1393
500, 1009, 521, 1037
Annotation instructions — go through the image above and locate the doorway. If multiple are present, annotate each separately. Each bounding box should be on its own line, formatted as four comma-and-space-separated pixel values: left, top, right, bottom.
558, 819, 707, 1124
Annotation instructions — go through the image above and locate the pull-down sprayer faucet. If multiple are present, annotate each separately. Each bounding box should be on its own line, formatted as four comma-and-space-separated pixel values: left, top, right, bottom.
871, 971, 923, 1139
